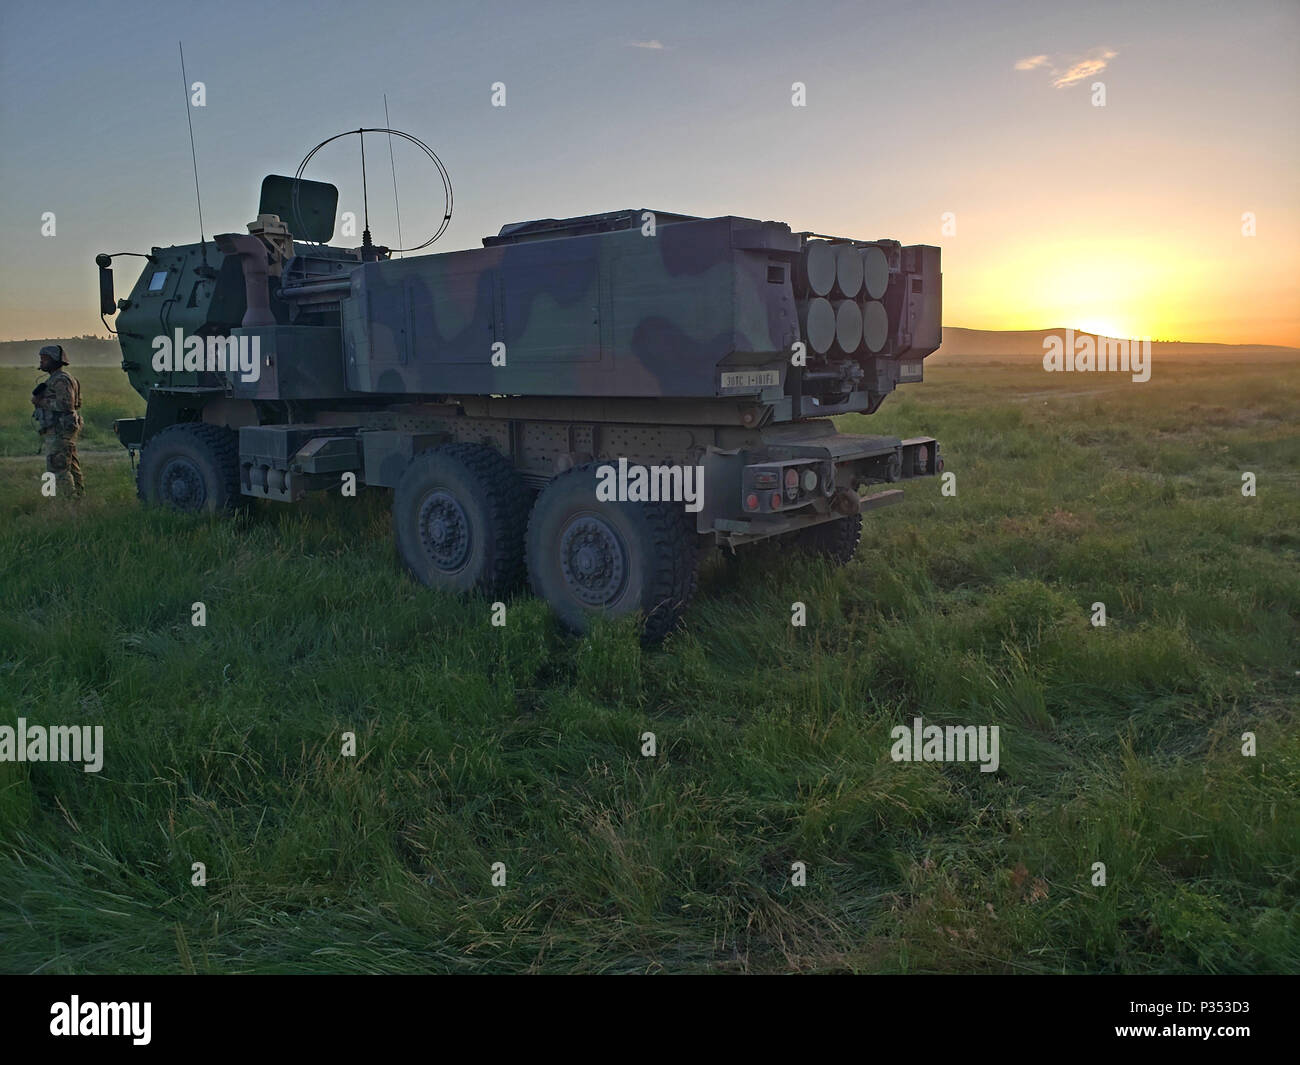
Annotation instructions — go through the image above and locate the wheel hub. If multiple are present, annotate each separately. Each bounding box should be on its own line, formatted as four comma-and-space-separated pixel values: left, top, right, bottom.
159, 457, 205, 510
559, 515, 627, 606
418, 490, 471, 572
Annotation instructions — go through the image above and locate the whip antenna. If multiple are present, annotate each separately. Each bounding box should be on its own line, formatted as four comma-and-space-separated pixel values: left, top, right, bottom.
359, 128, 370, 239
384, 94, 404, 258
178, 42, 206, 255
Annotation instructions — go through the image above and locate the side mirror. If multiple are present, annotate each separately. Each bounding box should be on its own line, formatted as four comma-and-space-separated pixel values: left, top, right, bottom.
95, 254, 115, 316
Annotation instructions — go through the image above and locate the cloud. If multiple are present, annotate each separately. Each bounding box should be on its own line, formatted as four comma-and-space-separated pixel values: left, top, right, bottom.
627, 39, 665, 50
1015, 47, 1117, 88
1052, 50, 1117, 88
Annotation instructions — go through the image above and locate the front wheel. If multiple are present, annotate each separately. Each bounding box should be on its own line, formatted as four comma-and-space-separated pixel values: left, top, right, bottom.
137, 423, 242, 513
526, 464, 698, 642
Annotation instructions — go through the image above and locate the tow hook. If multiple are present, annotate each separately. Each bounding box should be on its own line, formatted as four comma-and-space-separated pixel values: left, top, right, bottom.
831, 487, 860, 515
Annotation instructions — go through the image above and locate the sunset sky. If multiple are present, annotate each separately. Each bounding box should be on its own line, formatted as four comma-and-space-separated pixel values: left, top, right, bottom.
1, 0, 1296, 345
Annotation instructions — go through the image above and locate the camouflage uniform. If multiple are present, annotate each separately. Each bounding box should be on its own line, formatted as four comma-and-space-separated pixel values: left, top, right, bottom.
32, 345, 84, 496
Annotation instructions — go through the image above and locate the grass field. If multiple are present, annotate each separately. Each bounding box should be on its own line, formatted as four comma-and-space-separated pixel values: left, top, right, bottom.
0, 354, 1297, 973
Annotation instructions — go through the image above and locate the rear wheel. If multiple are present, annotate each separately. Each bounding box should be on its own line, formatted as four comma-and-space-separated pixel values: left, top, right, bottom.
526, 464, 698, 641
786, 513, 862, 566
393, 443, 529, 597
137, 423, 242, 513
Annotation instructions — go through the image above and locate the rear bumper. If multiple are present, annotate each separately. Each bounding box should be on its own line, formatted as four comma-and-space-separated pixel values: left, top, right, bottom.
713, 487, 905, 536
703, 426, 941, 542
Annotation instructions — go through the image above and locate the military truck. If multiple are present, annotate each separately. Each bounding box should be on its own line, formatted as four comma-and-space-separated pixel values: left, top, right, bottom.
100, 172, 943, 639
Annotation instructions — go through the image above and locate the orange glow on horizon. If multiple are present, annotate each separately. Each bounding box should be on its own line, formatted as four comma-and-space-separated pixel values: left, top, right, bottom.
938, 231, 1298, 347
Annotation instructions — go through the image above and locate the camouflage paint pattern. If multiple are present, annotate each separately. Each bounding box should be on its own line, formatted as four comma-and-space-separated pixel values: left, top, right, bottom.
110, 181, 941, 424
341, 214, 803, 400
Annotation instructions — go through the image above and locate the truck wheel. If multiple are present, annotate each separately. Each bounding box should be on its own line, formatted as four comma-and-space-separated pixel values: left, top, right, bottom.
393, 443, 528, 597
788, 513, 863, 566
137, 423, 242, 513
526, 464, 699, 642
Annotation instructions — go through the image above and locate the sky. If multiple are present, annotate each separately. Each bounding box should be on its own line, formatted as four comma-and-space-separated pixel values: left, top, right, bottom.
1, 0, 1296, 345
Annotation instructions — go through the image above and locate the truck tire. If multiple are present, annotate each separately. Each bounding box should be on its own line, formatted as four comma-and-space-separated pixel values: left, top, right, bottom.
788, 513, 862, 566
526, 464, 698, 642
137, 423, 243, 513
393, 443, 529, 597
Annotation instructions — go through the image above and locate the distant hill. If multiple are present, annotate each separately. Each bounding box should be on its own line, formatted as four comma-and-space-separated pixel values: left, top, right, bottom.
0, 336, 120, 367
2, 329, 1294, 368
935, 327, 1298, 360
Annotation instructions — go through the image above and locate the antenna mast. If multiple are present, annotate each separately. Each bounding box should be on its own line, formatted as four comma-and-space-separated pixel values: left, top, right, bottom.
178, 42, 206, 257
384, 95, 404, 258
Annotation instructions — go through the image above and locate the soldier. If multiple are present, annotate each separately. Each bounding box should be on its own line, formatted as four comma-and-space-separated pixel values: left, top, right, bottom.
31, 344, 85, 497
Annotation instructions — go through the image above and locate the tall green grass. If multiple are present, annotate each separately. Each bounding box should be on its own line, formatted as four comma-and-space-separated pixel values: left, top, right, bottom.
0, 354, 1296, 972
